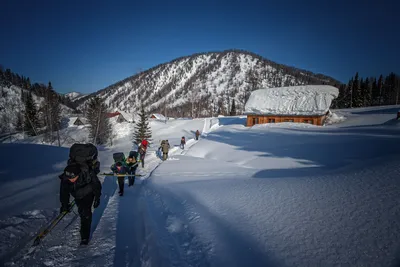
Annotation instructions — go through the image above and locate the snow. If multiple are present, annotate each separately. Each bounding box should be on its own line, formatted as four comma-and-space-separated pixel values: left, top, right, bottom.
245, 85, 339, 116
1, 106, 400, 267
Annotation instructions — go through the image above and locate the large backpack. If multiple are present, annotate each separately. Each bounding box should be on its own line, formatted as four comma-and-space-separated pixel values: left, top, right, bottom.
65, 143, 98, 184
69, 143, 98, 164
113, 152, 125, 163
129, 150, 138, 159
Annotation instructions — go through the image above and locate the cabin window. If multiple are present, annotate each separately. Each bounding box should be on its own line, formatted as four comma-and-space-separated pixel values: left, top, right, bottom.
284, 119, 294, 122
303, 119, 313, 124
252, 117, 259, 125
268, 118, 275, 123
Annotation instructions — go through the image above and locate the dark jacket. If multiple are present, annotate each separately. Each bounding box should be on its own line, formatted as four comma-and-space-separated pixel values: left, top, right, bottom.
59, 167, 102, 205
125, 158, 138, 172
111, 162, 129, 174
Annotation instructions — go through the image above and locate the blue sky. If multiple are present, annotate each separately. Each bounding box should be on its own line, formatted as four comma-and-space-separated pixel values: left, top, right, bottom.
0, 0, 398, 93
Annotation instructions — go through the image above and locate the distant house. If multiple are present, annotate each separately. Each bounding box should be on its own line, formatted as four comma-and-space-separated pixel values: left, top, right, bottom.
150, 113, 167, 121
71, 117, 88, 126
106, 111, 131, 123
244, 85, 339, 126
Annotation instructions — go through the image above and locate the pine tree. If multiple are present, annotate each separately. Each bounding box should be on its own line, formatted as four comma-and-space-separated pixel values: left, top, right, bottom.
230, 99, 236, 116
15, 112, 24, 131
24, 92, 38, 136
377, 75, 383, 105
87, 96, 112, 145
133, 105, 152, 144
364, 77, 372, 107
42, 82, 62, 142
371, 78, 378, 105
352, 72, 363, 107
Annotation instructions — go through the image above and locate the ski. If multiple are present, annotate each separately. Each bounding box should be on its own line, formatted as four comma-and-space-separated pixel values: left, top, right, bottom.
99, 173, 143, 177
31, 200, 76, 247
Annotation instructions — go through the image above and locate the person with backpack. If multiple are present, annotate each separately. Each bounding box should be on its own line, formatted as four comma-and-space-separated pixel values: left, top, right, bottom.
195, 130, 200, 140
157, 140, 165, 159
138, 139, 149, 168
111, 152, 129, 196
180, 136, 186, 149
126, 151, 139, 186
161, 139, 170, 161
59, 143, 102, 245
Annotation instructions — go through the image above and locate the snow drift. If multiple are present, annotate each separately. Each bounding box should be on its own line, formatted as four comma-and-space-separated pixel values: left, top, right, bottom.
245, 85, 339, 116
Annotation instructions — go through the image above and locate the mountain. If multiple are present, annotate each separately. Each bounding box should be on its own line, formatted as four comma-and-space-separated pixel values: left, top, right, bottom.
64, 91, 86, 101
75, 49, 342, 117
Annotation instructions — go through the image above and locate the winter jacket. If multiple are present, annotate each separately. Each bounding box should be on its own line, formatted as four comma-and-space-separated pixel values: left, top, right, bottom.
59, 168, 102, 205
181, 138, 186, 144
161, 141, 170, 153
195, 130, 200, 136
141, 140, 149, 148
110, 162, 129, 174
125, 157, 138, 173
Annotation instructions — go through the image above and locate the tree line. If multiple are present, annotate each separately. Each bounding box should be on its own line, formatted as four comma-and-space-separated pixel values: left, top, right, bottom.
0, 66, 115, 146
332, 72, 400, 109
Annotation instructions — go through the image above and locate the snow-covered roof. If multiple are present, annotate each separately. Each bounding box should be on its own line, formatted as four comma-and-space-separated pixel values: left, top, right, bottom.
150, 113, 166, 120
245, 85, 339, 116
68, 117, 88, 127
116, 110, 133, 122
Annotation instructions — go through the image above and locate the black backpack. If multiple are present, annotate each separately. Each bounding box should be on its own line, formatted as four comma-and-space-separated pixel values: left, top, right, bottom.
66, 143, 99, 184
113, 152, 125, 163
69, 143, 98, 164
129, 150, 138, 159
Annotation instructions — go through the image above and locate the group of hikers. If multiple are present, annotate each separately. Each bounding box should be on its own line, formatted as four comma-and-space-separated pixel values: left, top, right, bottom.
57, 130, 201, 245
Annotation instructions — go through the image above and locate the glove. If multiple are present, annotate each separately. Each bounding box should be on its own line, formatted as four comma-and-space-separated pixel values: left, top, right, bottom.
60, 203, 71, 213
93, 198, 100, 209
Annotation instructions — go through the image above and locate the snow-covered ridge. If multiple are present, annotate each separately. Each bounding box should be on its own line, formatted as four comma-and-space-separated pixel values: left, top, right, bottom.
64, 91, 86, 101
245, 85, 339, 116
75, 50, 340, 116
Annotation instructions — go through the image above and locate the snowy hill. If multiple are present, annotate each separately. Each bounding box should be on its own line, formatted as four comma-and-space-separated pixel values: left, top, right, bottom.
0, 85, 75, 134
75, 50, 341, 117
2, 106, 400, 266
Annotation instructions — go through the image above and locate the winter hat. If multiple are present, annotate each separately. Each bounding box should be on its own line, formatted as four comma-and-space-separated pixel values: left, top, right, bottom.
64, 163, 82, 178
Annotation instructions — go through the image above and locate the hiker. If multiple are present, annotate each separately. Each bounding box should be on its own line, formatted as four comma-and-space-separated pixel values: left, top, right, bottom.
138, 139, 149, 168
180, 136, 186, 149
195, 130, 200, 140
157, 140, 165, 159
126, 151, 139, 186
111, 153, 129, 196
59, 143, 102, 245
161, 139, 170, 161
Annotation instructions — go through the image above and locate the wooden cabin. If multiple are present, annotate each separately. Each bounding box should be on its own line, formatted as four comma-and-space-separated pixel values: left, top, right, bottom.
246, 113, 328, 126
245, 85, 339, 127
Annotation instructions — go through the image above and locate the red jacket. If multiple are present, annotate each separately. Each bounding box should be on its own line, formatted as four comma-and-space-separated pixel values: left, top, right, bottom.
141, 139, 149, 148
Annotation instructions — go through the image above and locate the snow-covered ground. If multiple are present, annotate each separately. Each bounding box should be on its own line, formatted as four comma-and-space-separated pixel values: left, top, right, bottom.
1, 106, 400, 267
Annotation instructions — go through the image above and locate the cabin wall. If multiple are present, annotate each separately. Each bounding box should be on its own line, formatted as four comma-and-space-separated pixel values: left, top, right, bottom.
246, 115, 325, 126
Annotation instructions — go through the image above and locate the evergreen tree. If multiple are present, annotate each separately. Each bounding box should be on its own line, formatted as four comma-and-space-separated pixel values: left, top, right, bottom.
230, 99, 236, 116
133, 105, 152, 144
87, 96, 112, 145
24, 92, 38, 136
371, 78, 378, 105
352, 72, 363, 107
15, 112, 24, 131
377, 75, 383, 104
364, 77, 372, 107
42, 82, 62, 142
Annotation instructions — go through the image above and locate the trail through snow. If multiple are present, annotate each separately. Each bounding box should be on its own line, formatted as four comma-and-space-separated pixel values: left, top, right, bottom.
1, 107, 400, 267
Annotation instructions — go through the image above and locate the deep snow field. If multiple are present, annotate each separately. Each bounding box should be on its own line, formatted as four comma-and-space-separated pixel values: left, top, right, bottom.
0, 106, 399, 267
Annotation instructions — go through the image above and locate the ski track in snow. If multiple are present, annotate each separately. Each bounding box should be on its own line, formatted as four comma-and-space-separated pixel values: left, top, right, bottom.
3, 118, 206, 267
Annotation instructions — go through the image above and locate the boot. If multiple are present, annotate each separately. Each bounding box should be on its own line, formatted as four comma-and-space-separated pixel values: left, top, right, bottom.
80, 239, 89, 245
